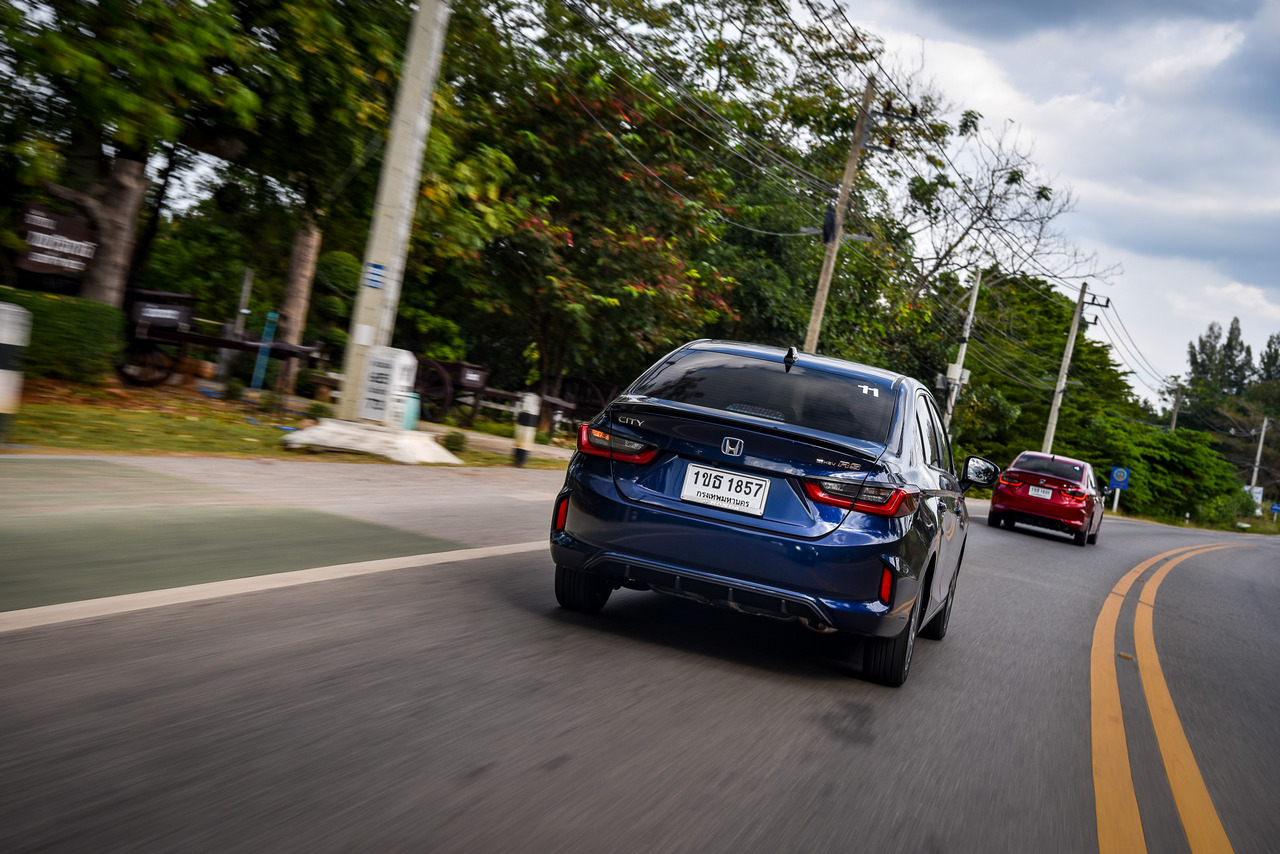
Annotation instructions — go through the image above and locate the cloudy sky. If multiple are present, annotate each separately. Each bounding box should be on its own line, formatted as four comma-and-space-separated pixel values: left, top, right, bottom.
841, 0, 1280, 405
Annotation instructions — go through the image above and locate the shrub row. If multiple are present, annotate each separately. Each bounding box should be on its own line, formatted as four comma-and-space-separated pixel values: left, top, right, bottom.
0, 286, 123, 384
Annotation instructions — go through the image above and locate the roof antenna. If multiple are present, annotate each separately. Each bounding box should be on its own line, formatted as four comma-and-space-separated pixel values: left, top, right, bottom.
784, 346, 799, 373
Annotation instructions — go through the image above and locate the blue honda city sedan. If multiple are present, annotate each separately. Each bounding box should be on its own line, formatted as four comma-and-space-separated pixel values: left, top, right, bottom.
549, 340, 999, 685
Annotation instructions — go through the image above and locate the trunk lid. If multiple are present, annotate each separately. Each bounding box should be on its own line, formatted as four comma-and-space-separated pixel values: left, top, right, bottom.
602, 401, 889, 538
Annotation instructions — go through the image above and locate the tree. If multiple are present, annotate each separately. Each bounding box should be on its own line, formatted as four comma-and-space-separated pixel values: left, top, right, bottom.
1187, 317, 1254, 402
886, 115, 1116, 306
398, 0, 738, 394
942, 272, 1143, 465
1259, 333, 1280, 383
1, 0, 260, 308
220, 0, 410, 393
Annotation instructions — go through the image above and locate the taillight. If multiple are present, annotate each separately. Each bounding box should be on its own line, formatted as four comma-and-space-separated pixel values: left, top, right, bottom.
576, 423, 659, 464
878, 566, 893, 606
1061, 488, 1087, 501
999, 473, 1022, 486
553, 496, 569, 532
803, 480, 920, 517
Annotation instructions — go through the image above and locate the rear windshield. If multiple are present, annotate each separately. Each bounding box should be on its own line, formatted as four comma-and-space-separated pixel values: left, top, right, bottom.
629, 351, 896, 444
1012, 454, 1085, 482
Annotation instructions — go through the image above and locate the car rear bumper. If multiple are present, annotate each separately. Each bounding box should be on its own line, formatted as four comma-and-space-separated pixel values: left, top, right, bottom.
993, 498, 1089, 533
550, 475, 920, 638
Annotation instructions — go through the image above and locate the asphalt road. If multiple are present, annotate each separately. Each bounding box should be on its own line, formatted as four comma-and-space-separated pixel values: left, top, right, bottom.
1, 457, 1277, 853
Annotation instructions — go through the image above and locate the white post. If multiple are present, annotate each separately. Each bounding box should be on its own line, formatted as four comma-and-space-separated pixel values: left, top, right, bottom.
0, 303, 33, 445
513, 392, 540, 467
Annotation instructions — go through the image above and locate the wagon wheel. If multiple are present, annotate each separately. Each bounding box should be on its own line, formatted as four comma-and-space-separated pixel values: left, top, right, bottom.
118, 339, 184, 387
415, 359, 454, 422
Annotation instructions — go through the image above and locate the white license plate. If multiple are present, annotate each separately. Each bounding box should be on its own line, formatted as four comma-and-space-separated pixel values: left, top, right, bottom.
1028, 485, 1054, 500
680, 463, 770, 516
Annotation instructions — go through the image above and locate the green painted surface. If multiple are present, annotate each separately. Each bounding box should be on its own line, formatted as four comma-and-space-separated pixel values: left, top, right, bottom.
0, 460, 463, 611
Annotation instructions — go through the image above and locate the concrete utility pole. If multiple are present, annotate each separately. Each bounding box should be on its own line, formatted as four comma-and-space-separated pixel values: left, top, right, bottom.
1169, 383, 1183, 430
336, 0, 452, 421
1042, 282, 1088, 454
943, 269, 982, 430
1250, 416, 1271, 490
803, 76, 876, 354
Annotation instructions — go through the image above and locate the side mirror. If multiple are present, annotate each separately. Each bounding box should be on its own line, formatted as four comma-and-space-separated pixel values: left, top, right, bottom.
1102, 486, 1115, 498
960, 455, 1000, 491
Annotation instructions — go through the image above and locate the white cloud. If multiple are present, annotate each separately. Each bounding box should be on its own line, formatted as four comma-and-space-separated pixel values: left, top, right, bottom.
1126, 23, 1245, 96
840, 0, 1280, 405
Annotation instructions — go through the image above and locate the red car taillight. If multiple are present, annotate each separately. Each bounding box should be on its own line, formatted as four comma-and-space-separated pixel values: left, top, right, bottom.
1061, 488, 1087, 501
576, 423, 659, 464
998, 473, 1023, 486
803, 480, 920, 517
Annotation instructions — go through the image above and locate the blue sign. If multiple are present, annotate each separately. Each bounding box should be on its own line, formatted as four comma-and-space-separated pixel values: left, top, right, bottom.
1109, 468, 1131, 490
1271, 503, 1280, 513
364, 262, 386, 289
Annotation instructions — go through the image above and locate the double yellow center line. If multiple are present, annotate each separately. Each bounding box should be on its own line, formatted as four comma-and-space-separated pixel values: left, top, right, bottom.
1091, 543, 1245, 854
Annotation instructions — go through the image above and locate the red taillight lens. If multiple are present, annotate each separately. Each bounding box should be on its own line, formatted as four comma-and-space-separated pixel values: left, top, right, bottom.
576, 423, 659, 464
878, 567, 893, 606
998, 473, 1023, 486
1061, 488, 1087, 501
553, 496, 569, 532
803, 480, 920, 517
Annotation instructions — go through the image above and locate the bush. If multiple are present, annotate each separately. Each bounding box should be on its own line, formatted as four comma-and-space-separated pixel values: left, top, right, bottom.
224, 378, 245, 401
441, 430, 467, 452
306, 402, 332, 419
0, 286, 123, 384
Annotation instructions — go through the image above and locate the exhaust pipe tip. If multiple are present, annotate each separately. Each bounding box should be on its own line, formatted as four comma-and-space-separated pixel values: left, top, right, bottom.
799, 617, 838, 634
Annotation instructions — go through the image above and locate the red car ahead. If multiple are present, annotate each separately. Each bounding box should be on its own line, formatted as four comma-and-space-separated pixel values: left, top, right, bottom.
988, 451, 1106, 546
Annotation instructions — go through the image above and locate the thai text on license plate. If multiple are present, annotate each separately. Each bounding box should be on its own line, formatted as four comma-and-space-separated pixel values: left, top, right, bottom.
1028, 485, 1053, 500
680, 463, 770, 516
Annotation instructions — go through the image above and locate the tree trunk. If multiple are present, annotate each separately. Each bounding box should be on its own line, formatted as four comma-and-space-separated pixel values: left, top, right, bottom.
49, 155, 149, 310
275, 212, 323, 395
129, 145, 181, 284
82, 158, 149, 309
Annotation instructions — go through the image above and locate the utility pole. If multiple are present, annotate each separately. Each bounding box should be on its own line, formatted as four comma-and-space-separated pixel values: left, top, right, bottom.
1042, 282, 1088, 454
336, 0, 452, 421
943, 269, 982, 430
1250, 416, 1271, 490
1169, 383, 1182, 430
803, 76, 876, 354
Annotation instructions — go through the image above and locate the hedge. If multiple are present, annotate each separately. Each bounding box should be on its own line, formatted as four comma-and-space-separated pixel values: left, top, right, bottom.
0, 286, 123, 384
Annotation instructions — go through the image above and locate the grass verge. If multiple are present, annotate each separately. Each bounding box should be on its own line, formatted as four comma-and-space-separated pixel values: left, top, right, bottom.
5, 390, 567, 470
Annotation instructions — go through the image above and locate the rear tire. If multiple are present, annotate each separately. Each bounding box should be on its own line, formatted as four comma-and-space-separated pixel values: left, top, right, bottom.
1074, 528, 1088, 547
863, 593, 922, 687
987, 511, 1001, 527
1087, 520, 1100, 545
920, 569, 957, 641
555, 565, 613, 613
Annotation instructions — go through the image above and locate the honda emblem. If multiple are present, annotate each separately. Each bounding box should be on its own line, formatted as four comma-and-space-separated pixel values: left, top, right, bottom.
722, 437, 743, 456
